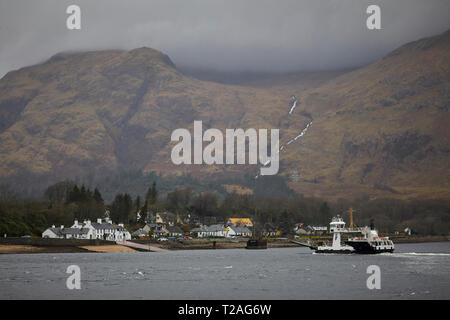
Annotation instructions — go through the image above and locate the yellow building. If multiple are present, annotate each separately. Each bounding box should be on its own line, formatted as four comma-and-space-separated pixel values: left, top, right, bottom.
227, 218, 253, 227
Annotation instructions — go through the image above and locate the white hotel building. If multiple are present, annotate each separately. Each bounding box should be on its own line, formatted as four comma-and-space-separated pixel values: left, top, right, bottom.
42, 218, 131, 241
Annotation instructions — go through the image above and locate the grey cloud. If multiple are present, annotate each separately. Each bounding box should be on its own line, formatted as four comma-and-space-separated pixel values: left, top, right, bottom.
0, 0, 449, 77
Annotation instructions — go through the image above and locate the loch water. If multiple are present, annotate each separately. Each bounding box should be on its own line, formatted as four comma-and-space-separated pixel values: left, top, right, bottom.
0, 242, 449, 299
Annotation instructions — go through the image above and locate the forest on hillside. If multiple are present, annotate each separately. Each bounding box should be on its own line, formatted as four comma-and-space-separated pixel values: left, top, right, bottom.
0, 177, 449, 237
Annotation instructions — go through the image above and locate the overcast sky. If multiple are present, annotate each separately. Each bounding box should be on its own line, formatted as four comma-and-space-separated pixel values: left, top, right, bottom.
0, 0, 449, 77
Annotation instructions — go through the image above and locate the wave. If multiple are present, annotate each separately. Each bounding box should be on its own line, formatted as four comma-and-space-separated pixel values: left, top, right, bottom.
401, 252, 450, 256
388, 252, 450, 257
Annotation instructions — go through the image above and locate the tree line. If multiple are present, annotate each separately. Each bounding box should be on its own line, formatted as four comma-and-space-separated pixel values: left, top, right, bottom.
0, 181, 449, 237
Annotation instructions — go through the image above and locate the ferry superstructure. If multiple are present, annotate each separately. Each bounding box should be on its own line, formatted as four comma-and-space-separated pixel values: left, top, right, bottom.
345, 223, 394, 254
315, 215, 361, 253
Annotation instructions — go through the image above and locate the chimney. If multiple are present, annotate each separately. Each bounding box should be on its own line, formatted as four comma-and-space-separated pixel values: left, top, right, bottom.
60, 225, 64, 229
97, 218, 102, 224
74, 220, 78, 227
52, 225, 55, 228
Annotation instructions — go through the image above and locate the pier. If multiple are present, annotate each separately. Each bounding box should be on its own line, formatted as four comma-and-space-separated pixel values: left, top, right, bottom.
116, 240, 168, 252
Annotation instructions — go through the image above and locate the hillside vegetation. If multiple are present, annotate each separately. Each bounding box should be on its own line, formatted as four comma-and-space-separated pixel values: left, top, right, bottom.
0, 31, 449, 200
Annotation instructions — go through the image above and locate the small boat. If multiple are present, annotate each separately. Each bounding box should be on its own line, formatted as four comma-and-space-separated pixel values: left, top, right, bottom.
245, 239, 267, 249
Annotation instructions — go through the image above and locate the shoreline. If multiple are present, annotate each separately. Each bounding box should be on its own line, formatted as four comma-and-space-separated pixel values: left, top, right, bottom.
0, 236, 448, 254
0, 244, 138, 254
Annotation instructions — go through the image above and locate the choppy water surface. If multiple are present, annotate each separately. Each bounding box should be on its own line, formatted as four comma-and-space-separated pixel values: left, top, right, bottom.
0, 242, 449, 299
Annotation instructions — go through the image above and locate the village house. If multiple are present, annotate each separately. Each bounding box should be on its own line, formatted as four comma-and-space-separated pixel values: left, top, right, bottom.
42, 218, 131, 241
154, 211, 182, 226
293, 223, 309, 235
190, 224, 252, 238
131, 211, 186, 239
226, 225, 252, 238
262, 223, 280, 237
150, 224, 168, 238
294, 223, 328, 235
132, 229, 148, 238
42, 226, 93, 240
133, 223, 166, 239
165, 225, 184, 237
143, 223, 159, 233
191, 224, 227, 238
227, 218, 253, 227
310, 226, 328, 235
146, 211, 184, 226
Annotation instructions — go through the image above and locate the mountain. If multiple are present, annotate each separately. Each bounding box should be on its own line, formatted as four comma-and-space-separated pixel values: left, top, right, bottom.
0, 30, 449, 200
281, 30, 450, 200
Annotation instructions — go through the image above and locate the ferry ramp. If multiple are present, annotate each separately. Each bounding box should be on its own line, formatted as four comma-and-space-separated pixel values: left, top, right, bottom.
116, 240, 168, 252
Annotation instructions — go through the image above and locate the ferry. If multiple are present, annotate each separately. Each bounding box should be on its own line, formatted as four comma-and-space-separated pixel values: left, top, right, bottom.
310, 210, 394, 254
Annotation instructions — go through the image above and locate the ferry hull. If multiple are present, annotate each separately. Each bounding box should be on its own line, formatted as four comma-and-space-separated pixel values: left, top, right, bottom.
346, 241, 394, 254
314, 249, 354, 254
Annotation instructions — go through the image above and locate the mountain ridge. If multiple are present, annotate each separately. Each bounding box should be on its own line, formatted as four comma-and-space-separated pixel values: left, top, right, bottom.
0, 30, 449, 200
